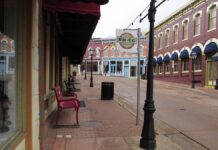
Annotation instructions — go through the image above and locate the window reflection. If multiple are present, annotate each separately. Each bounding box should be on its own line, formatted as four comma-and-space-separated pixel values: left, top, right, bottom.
0, 0, 17, 145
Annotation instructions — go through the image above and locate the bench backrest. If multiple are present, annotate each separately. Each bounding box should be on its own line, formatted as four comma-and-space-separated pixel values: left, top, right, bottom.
53, 86, 63, 101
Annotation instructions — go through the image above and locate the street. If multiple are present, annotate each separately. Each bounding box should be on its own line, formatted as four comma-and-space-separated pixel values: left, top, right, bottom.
93, 75, 218, 150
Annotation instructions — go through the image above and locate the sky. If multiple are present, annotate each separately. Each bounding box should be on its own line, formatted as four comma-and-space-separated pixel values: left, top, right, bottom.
92, 0, 191, 38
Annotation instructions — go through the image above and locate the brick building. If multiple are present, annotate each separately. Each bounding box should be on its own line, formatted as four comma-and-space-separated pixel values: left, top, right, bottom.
82, 37, 148, 78
148, 0, 218, 88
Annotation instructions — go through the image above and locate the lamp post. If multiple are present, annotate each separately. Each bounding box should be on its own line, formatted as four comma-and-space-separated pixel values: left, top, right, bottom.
191, 52, 197, 88
140, 0, 156, 149
84, 58, 87, 80
90, 48, 94, 87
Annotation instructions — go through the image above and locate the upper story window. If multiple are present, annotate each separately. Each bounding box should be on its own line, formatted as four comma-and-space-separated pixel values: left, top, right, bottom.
125, 51, 128, 57
154, 36, 157, 51
159, 33, 163, 49
194, 13, 201, 36
88, 48, 94, 57
165, 29, 170, 46
118, 48, 122, 57
96, 47, 101, 57
182, 19, 189, 40
173, 25, 179, 43
140, 45, 144, 56
111, 47, 115, 57
208, 5, 216, 30
0, 39, 8, 50
104, 47, 108, 57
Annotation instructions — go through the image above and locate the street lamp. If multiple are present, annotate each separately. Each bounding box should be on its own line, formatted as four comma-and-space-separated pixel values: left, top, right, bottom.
191, 51, 197, 88
90, 48, 94, 87
84, 57, 87, 80
140, 0, 156, 149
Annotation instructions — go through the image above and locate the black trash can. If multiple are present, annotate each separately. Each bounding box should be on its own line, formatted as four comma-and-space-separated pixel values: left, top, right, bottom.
215, 79, 218, 90
101, 82, 114, 100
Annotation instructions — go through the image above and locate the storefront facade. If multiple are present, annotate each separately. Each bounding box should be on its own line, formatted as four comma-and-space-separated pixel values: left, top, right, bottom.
82, 38, 147, 78
0, 0, 108, 149
150, 0, 218, 88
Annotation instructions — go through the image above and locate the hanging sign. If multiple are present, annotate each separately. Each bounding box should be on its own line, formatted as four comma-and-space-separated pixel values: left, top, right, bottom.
116, 29, 138, 53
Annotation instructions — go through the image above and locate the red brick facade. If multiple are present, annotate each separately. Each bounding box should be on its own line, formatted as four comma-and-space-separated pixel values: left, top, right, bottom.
151, 0, 218, 87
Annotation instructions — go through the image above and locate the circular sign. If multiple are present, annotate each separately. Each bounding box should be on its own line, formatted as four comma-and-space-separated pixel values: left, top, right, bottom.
117, 32, 136, 49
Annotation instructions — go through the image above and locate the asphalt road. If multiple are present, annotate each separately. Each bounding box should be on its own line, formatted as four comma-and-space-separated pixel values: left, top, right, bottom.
93, 75, 218, 150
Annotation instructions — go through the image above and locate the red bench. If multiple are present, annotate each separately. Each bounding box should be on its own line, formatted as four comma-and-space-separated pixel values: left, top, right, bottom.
53, 86, 80, 125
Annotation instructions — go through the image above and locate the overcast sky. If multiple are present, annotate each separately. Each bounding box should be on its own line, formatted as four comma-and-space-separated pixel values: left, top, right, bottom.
92, 0, 191, 38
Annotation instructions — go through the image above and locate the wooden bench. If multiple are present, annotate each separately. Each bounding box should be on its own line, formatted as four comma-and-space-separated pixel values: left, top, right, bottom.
53, 86, 80, 125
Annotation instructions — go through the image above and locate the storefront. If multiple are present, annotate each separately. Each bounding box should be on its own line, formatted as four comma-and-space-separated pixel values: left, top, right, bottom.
102, 57, 146, 78
205, 41, 218, 87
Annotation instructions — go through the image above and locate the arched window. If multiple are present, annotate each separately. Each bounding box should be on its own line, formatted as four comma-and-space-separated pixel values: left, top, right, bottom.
111, 47, 115, 57
117, 48, 122, 57
1, 39, 8, 50
96, 47, 101, 57
154, 36, 157, 51
208, 5, 216, 30
165, 29, 170, 46
182, 20, 189, 40
194, 13, 201, 36
104, 47, 108, 57
140, 45, 144, 56
173, 25, 179, 43
159, 33, 163, 49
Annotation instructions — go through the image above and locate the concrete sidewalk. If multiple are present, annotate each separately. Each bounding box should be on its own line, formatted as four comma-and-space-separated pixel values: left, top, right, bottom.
42, 75, 208, 150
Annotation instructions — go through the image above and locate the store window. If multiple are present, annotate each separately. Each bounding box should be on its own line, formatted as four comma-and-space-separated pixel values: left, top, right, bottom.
116, 61, 122, 73
181, 59, 189, 71
158, 63, 163, 74
173, 60, 179, 72
0, 0, 20, 147
194, 57, 202, 70
165, 62, 170, 73
153, 64, 157, 73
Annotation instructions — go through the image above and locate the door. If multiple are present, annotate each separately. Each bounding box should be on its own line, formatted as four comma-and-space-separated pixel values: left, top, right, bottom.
206, 60, 217, 86
110, 65, 116, 76
130, 66, 136, 77
124, 66, 129, 77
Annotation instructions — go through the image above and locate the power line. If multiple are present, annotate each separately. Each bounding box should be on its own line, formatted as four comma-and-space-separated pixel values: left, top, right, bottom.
140, 0, 168, 23
126, 3, 150, 29
126, 0, 169, 29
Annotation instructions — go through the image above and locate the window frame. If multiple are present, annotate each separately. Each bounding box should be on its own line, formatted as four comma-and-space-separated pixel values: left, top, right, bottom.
165, 29, 170, 47
159, 33, 163, 49
181, 58, 189, 72
173, 25, 179, 44
208, 5, 217, 31
194, 13, 201, 36
172, 60, 179, 73
182, 19, 189, 40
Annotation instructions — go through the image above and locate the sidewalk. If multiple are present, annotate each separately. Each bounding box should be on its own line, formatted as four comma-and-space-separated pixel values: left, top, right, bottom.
41, 75, 208, 150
